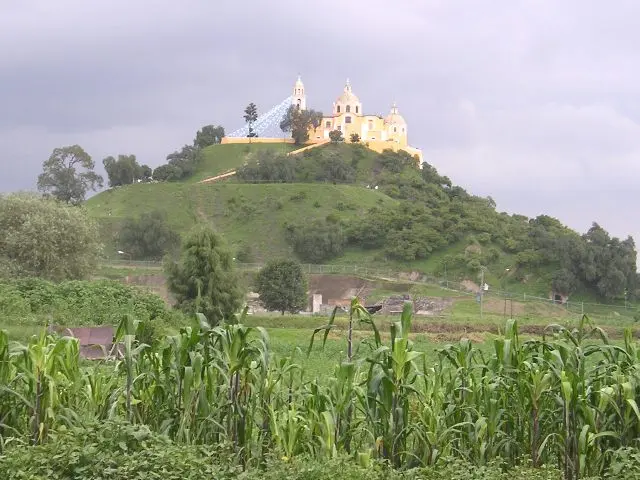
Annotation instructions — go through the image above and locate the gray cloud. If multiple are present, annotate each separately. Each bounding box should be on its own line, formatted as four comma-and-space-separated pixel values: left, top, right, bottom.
1, 0, 638, 251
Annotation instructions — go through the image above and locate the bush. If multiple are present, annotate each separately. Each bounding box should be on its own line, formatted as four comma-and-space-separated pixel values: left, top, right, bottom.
285, 221, 345, 263
0, 421, 567, 480
118, 211, 180, 260
0, 278, 167, 326
0, 193, 101, 281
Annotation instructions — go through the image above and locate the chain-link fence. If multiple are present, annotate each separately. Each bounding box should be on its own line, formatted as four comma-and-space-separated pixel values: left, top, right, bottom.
99, 259, 638, 318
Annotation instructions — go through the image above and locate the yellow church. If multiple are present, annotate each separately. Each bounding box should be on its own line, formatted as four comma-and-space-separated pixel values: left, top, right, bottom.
293, 76, 422, 162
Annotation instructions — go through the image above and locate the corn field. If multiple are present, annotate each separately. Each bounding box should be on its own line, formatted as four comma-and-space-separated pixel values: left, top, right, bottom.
2, 302, 640, 479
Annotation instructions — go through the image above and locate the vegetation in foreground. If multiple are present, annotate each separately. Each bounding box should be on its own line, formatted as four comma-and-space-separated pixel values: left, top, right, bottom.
2, 301, 640, 479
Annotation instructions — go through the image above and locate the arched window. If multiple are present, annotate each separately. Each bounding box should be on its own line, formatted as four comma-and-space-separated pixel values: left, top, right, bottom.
402, 128, 405, 133
345, 116, 352, 123
368, 120, 373, 130
346, 105, 351, 113
325, 121, 331, 128
356, 106, 359, 114
336, 105, 341, 113
394, 127, 397, 133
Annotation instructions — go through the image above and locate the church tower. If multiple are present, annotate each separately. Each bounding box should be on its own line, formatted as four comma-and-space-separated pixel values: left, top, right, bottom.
292, 75, 306, 110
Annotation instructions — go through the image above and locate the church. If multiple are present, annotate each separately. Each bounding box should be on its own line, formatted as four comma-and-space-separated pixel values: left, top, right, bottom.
292, 76, 422, 162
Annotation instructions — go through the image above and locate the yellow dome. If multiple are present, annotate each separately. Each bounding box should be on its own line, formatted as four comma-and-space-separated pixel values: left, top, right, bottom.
336, 79, 360, 105
385, 103, 406, 126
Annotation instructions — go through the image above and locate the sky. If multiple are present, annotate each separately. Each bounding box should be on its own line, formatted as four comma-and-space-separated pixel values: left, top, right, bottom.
1, 0, 639, 249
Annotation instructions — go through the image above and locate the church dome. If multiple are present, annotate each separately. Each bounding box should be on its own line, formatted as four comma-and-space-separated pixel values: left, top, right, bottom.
336, 79, 360, 104
385, 103, 406, 126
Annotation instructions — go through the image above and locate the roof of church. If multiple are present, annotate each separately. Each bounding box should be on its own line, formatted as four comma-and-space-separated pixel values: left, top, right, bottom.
335, 79, 360, 105
385, 102, 407, 126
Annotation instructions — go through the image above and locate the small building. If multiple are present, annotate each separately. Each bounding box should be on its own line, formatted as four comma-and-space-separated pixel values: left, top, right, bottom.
49, 326, 122, 360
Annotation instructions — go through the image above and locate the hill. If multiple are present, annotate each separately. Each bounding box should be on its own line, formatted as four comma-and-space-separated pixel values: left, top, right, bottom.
87, 179, 398, 260
86, 142, 638, 301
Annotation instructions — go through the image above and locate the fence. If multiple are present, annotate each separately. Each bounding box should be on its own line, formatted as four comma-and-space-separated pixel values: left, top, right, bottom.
99, 259, 638, 318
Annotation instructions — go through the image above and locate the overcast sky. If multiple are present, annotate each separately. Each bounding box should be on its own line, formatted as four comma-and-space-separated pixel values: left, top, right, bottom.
1, 0, 639, 250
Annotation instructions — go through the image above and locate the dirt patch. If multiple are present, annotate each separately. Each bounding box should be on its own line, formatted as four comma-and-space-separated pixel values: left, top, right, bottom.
122, 275, 173, 305
461, 280, 479, 292
480, 298, 526, 316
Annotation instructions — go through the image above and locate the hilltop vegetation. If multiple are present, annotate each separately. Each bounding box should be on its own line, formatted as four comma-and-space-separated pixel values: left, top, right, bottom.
85, 142, 637, 301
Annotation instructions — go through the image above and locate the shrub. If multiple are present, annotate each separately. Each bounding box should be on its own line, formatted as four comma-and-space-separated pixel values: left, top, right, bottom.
117, 210, 180, 260
0, 278, 167, 326
285, 221, 345, 263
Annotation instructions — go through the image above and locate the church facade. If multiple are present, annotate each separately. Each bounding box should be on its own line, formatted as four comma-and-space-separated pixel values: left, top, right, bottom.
293, 76, 422, 162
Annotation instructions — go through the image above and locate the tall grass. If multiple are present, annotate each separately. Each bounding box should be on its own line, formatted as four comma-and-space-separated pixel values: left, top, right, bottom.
2, 303, 640, 478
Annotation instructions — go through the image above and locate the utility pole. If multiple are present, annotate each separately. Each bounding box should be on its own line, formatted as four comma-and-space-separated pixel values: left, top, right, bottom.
480, 266, 486, 319
444, 261, 448, 289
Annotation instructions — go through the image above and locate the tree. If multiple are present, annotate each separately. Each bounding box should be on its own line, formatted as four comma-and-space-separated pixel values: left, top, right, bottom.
285, 220, 345, 263
329, 130, 343, 143
350, 133, 360, 143
0, 193, 101, 280
118, 211, 181, 260
280, 105, 323, 145
166, 145, 200, 178
103, 154, 149, 187
244, 103, 259, 139
37, 145, 103, 205
165, 226, 244, 325
152, 164, 182, 182
194, 125, 225, 148
256, 260, 308, 314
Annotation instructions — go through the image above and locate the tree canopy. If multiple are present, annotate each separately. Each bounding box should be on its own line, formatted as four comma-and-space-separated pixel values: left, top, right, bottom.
244, 103, 258, 138
103, 154, 151, 187
118, 211, 181, 260
37, 145, 103, 205
194, 125, 225, 148
234, 144, 637, 298
165, 226, 243, 325
280, 105, 323, 145
256, 260, 308, 314
0, 193, 101, 280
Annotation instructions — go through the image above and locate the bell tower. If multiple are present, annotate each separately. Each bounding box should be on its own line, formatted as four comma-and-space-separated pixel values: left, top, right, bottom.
292, 75, 306, 110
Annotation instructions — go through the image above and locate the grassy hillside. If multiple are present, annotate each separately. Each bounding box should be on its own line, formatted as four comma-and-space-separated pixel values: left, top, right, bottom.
87, 179, 397, 260
190, 143, 298, 183
87, 142, 638, 302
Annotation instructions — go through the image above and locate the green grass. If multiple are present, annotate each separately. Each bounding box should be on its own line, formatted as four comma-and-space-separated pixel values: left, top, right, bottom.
190, 143, 298, 183
88, 180, 397, 261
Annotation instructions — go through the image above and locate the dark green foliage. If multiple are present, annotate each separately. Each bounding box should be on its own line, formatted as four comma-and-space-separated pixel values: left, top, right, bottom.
152, 163, 183, 182
285, 220, 346, 263
350, 133, 361, 143
194, 124, 225, 148
0, 421, 235, 479
118, 210, 180, 260
237, 150, 297, 183
329, 129, 343, 143
153, 144, 203, 182
103, 154, 151, 187
0, 277, 167, 324
237, 147, 356, 184
235, 243, 254, 262
165, 225, 244, 324
0, 194, 101, 281
37, 145, 103, 205
256, 260, 308, 314
0, 421, 566, 479
280, 105, 323, 144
